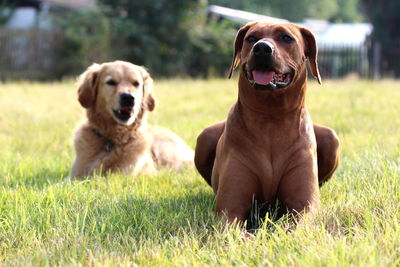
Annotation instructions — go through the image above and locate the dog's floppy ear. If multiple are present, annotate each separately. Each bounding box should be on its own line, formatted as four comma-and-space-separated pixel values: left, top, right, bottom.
228, 22, 257, 79
139, 67, 156, 112
300, 27, 322, 84
77, 63, 101, 108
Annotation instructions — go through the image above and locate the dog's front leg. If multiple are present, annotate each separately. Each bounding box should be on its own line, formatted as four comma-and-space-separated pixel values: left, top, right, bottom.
214, 158, 262, 225
277, 152, 320, 216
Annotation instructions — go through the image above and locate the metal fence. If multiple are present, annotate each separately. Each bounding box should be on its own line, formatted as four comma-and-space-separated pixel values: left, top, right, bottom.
318, 41, 400, 79
0, 28, 62, 80
317, 43, 370, 79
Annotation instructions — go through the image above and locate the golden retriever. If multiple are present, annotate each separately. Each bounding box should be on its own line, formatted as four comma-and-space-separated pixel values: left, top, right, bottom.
71, 61, 194, 178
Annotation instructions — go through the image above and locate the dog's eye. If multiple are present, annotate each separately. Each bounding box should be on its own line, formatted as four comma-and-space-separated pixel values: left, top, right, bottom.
281, 34, 294, 43
132, 81, 140, 87
246, 36, 258, 43
106, 79, 117, 86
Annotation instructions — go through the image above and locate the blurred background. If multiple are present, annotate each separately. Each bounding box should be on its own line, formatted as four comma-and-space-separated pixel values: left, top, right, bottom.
0, 0, 398, 80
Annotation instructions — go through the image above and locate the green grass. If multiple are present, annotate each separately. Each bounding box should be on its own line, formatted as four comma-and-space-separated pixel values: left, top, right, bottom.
0, 78, 400, 266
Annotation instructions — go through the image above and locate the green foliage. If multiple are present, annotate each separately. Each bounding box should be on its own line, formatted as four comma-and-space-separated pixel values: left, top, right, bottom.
95, 0, 236, 78
331, 0, 363, 23
0, 2, 14, 25
361, 0, 400, 42
99, 0, 199, 77
261, 0, 340, 22
361, 0, 400, 77
186, 20, 236, 78
1, 80, 400, 265
51, 8, 110, 77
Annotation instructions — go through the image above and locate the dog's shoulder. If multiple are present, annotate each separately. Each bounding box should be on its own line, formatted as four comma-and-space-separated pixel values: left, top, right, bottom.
296, 108, 317, 154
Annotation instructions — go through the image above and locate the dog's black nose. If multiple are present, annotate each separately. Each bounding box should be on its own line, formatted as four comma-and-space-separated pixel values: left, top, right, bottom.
120, 93, 135, 107
253, 41, 274, 56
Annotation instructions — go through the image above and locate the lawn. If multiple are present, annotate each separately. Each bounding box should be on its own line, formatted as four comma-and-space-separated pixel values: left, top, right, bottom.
0, 78, 399, 266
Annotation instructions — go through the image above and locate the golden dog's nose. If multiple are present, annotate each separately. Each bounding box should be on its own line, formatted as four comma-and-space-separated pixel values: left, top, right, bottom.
253, 41, 274, 56
120, 93, 135, 107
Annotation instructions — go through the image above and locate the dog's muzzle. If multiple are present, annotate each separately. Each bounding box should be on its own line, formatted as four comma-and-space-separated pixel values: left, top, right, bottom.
113, 93, 135, 122
245, 41, 294, 91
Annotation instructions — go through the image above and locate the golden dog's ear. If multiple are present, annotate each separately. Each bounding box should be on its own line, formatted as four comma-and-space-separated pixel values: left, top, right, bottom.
77, 63, 101, 108
228, 22, 257, 79
139, 67, 156, 112
300, 27, 322, 84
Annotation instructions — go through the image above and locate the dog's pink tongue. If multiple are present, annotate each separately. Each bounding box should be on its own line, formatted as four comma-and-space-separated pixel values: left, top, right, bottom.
252, 70, 274, 85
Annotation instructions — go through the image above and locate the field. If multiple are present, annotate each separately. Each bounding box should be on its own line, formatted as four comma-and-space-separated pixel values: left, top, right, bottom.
0, 78, 400, 266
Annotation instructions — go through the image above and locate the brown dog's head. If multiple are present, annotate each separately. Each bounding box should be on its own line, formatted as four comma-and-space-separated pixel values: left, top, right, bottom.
77, 61, 156, 125
228, 22, 321, 91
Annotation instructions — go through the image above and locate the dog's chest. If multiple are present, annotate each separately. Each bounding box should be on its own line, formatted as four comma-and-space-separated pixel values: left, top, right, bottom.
91, 135, 151, 174
227, 112, 316, 199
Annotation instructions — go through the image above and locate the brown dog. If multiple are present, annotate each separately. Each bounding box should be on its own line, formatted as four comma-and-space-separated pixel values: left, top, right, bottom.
71, 61, 194, 178
194, 22, 340, 223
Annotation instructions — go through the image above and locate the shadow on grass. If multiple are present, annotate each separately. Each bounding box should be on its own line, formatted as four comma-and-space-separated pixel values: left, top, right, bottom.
88, 189, 217, 242
247, 198, 289, 232
88, 187, 290, 242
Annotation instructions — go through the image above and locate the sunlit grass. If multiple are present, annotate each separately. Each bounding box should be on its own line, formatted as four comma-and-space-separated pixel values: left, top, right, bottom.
0, 79, 399, 265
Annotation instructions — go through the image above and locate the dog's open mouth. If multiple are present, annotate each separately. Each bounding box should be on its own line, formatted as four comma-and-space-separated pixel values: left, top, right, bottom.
113, 107, 133, 122
246, 65, 293, 91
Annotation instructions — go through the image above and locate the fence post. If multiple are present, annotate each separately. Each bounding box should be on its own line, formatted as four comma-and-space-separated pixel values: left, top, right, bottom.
372, 41, 381, 80
332, 46, 339, 79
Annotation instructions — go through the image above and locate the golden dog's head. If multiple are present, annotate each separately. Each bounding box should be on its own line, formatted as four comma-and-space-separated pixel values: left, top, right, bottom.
228, 22, 321, 91
77, 61, 155, 125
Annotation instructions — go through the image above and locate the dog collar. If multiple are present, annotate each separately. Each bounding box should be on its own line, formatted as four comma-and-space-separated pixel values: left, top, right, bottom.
91, 127, 116, 153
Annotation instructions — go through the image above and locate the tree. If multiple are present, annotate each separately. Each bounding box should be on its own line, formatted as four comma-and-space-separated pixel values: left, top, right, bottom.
361, 0, 400, 42
361, 0, 400, 77
52, 8, 110, 77
0, 1, 14, 26
98, 0, 202, 77
331, 0, 363, 23
186, 20, 236, 77
257, 0, 339, 22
